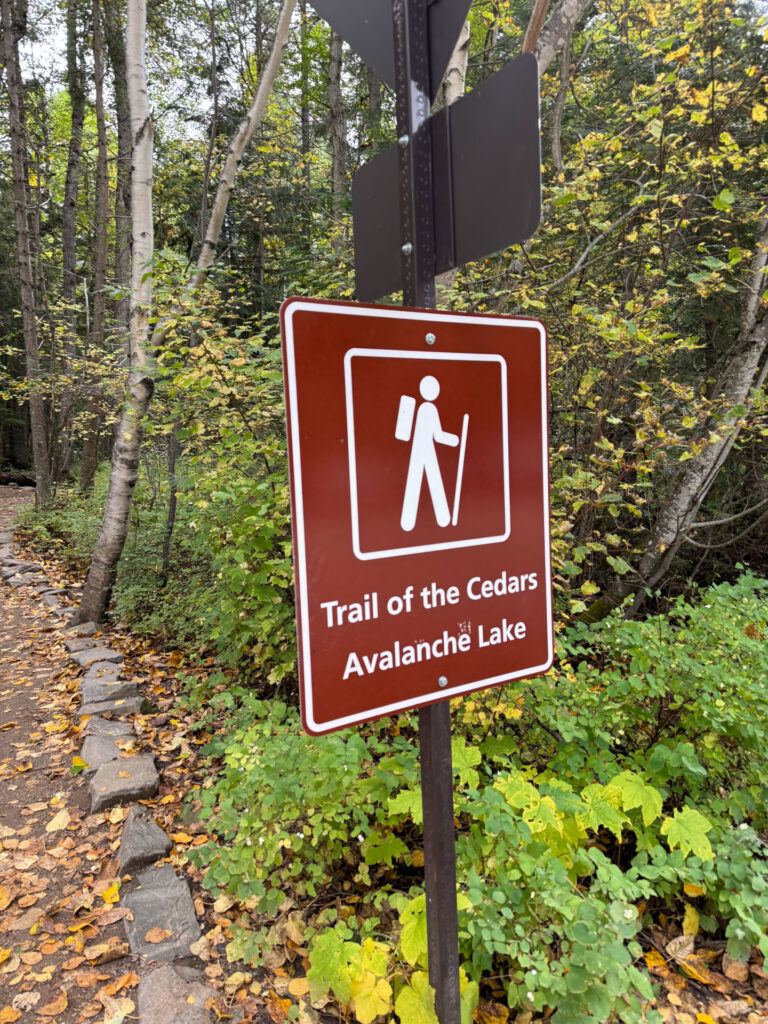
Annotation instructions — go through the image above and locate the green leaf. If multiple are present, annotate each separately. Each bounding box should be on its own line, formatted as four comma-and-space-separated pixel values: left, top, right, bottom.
661, 807, 714, 860
399, 895, 429, 967
713, 188, 736, 210
394, 971, 439, 1024
451, 737, 481, 789
363, 833, 408, 866
388, 787, 423, 826
610, 770, 663, 825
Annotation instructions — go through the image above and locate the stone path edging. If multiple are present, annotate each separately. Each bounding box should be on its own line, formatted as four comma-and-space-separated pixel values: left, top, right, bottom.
0, 516, 218, 1024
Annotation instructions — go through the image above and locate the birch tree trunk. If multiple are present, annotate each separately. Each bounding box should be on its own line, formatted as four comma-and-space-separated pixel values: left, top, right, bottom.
435, 18, 470, 300
1, 0, 51, 505
74, 0, 154, 623
74, 0, 298, 623
80, 0, 110, 491
608, 212, 768, 612
328, 28, 346, 245
101, 0, 132, 351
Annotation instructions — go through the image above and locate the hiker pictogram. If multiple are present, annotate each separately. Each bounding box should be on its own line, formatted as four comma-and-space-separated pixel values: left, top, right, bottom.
396, 375, 469, 532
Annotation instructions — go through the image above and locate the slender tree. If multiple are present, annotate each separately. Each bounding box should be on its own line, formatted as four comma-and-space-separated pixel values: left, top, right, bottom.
1, 0, 51, 504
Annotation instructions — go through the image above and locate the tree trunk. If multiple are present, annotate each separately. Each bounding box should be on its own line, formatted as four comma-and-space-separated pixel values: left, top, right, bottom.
74, 0, 298, 623
435, 18, 470, 300
101, 0, 132, 352
74, 0, 155, 623
80, 0, 110, 492
1, 0, 51, 506
535, 0, 594, 75
327, 28, 345, 245
608, 213, 768, 612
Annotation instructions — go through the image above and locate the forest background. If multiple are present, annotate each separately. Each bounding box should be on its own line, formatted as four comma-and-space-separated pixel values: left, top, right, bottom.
1, 0, 768, 1020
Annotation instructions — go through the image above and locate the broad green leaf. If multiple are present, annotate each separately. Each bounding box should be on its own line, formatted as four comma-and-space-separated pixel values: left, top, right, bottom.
394, 971, 439, 1024
451, 737, 481, 789
661, 807, 714, 860
399, 895, 428, 967
610, 770, 663, 825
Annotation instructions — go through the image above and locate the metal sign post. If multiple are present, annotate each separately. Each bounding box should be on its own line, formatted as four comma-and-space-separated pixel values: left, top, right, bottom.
393, 1, 460, 1020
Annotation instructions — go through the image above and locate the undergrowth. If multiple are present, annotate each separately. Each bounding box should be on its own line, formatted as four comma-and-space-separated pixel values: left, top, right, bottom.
176, 572, 768, 1024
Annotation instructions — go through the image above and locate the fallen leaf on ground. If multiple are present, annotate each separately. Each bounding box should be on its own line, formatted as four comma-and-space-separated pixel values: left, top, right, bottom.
0, 887, 12, 912
45, 809, 70, 832
0, 1009, 22, 1024
288, 978, 309, 997
144, 927, 172, 944
37, 989, 68, 1016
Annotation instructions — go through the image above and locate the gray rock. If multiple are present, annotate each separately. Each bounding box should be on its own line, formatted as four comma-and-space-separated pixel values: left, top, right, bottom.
42, 593, 61, 608
123, 865, 201, 963
80, 694, 143, 718
137, 965, 222, 1024
118, 805, 172, 876
0, 546, 13, 559
82, 661, 122, 686
0, 532, 14, 544
88, 753, 158, 813
82, 678, 138, 705
72, 646, 123, 668
65, 636, 94, 653
49, 605, 73, 617
83, 715, 134, 738
65, 621, 98, 636
80, 733, 131, 773
7, 572, 46, 587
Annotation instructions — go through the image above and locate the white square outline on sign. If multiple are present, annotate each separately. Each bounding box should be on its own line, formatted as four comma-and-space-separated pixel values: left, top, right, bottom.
281, 299, 552, 735
344, 348, 510, 560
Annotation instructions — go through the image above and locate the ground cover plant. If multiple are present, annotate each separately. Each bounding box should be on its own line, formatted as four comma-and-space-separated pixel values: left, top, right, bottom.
173, 573, 768, 1023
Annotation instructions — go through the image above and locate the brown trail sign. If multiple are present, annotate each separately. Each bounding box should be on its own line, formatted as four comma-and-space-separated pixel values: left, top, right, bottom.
281, 298, 552, 734
282, 2, 550, 1021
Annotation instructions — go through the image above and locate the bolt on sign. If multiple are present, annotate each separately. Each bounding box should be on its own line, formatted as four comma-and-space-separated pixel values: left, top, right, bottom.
281, 298, 552, 735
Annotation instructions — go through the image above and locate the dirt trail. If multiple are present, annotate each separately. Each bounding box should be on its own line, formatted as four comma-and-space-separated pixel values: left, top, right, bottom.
0, 487, 141, 1021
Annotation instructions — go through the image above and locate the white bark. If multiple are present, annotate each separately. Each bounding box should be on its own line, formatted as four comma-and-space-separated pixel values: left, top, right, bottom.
75, 0, 155, 623
611, 213, 768, 611
183, 0, 297, 300
535, 0, 594, 75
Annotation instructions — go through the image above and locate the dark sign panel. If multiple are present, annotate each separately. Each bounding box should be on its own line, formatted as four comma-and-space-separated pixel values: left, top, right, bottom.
352, 53, 542, 301
281, 298, 552, 734
310, 0, 473, 101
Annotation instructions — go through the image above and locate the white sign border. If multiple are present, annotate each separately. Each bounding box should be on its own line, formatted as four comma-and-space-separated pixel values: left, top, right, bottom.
344, 348, 510, 560
282, 299, 553, 735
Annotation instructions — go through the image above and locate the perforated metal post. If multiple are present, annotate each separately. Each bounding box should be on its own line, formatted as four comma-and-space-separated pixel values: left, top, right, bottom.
393, 2, 461, 1021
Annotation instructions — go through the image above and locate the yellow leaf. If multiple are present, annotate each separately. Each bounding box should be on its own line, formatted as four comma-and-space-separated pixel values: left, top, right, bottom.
684, 882, 704, 897
288, 978, 309, 997
752, 103, 767, 123
0, 949, 11, 965
173, 832, 195, 844
0, 887, 12, 912
109, 807, 127, 824
697, 1016, 718, 1024
683, 904, 699, 936
102, 882, 120, 905
37, 990, 68, 1017
46, 809, 70, 833
0, 1008, 22, 1024
72, 756, 88, 768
